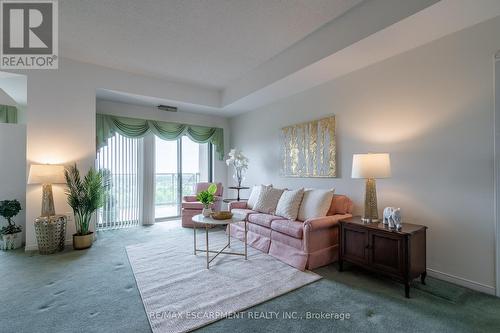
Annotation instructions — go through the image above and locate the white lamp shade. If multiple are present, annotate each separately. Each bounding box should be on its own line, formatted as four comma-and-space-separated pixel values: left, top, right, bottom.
28, 164, 66, 184
351, 153, 391, 179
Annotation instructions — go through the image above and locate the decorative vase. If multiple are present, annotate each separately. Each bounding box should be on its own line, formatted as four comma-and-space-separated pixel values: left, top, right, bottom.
233, 168, 245, 187
73, 232, 93, 250
202, 206, 212, 217
1, 231, 22, 250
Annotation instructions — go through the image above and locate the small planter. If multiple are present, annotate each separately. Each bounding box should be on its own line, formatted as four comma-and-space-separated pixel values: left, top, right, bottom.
1, 231, 23, 250
73, 232, 94, 250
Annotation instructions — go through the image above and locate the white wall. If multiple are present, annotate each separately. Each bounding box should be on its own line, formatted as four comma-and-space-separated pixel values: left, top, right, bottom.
229, 17, 500, 293
0, 124, 27, 242
13, 58, 229, 251
96, 100, 229, 187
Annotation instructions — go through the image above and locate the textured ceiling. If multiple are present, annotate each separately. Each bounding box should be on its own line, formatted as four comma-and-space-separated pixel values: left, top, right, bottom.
60, 0, 363, 88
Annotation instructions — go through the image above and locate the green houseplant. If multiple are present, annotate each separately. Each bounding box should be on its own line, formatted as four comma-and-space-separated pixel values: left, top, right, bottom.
64, 164, 109, 250
196, 184, 218, 216
0, 200, 23, 250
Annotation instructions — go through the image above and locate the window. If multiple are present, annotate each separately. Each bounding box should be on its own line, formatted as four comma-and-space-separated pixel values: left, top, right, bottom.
96, 133, 142, 229
96, 133, 213, 228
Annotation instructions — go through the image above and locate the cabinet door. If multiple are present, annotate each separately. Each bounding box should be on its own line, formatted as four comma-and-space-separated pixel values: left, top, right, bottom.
341, 225, 369, 264
368, 230, 405, 276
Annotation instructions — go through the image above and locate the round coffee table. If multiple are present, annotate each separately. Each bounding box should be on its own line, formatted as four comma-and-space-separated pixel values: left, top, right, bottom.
192, 214, 247, 269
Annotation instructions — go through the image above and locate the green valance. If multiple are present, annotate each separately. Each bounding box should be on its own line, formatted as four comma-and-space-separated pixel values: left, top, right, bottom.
0, 105, 17, 124
96, 114, 224, 160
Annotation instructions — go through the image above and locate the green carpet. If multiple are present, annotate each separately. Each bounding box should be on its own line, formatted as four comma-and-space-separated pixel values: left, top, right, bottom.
1, 222, 499, 333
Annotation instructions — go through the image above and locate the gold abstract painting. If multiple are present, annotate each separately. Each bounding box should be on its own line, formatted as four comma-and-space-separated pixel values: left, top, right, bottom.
280, 116, 336, 178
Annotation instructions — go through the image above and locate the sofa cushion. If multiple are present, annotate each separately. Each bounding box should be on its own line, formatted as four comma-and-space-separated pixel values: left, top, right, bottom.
297, 189, 334, 221
181, 201, 204, 210
271, 219, 304, 239
247, 184, 271, 210
275, 188, 304, 220
253, 186, 284, 214
231, 208, 256, 220
248, 213, 283, 228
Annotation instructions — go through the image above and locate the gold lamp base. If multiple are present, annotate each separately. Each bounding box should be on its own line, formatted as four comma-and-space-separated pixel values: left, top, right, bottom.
41, 183, 55, 217
362, 178, 379, 223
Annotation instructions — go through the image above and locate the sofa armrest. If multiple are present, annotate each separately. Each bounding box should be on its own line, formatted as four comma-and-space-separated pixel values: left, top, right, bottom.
304, 214, 351, 232
183, 195, 198, 202
229, 201, 247, 210
303, 214, 352, 253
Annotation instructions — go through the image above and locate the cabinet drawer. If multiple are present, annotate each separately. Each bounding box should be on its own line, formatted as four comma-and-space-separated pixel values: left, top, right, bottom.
369, 230, 405, 276
341, 225, 369, 264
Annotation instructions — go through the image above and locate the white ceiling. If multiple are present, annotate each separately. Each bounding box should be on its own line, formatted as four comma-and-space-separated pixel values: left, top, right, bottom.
60, 0, 364, 89
65, 0, 500, 116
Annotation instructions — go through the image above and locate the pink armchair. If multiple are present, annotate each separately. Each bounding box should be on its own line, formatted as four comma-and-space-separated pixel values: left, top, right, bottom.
181, 182, 223, 228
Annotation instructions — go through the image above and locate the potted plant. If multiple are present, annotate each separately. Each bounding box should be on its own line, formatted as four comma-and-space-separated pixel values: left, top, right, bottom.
196, 184, 218, 217
0, 200, 23, 250
64, 164, 109, 250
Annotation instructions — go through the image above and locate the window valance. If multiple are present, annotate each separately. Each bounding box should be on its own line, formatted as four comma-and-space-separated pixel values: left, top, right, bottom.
96, 114, 224, 160
0, 105, 17, 124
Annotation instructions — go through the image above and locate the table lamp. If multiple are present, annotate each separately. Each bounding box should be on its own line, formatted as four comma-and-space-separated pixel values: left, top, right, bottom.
351, 153, 391, 222
28, 164, 66, 217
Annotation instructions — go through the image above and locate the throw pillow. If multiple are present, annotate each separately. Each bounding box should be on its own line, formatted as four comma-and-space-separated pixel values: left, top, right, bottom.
297, 188, 335, 221
275, 188, 305, 220
247, 184, 272, 210
253, 186, 284, 214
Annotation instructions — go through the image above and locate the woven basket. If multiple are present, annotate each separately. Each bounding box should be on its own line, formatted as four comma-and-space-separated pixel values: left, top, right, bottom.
34, 215, 67, 255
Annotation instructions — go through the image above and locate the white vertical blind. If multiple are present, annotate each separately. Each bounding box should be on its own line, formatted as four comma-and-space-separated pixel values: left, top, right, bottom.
96, 133, 142, 230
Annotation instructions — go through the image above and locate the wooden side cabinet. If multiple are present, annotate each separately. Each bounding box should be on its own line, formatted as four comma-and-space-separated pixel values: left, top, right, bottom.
339, 216, 427, 298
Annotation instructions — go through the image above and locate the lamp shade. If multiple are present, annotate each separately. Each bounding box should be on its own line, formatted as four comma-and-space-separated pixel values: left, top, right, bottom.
28, 164, 66, 184
351, 153, 391, 179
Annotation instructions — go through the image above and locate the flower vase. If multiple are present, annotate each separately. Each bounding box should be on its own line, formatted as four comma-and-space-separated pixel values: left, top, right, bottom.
202, 206, 212, 217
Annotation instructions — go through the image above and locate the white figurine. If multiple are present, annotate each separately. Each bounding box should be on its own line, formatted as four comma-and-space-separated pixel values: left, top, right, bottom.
383, 207, 395, 225
383, 207, 402, 230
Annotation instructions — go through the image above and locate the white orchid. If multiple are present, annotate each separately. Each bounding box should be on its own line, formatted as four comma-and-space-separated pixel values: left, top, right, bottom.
226, 148, 249, 186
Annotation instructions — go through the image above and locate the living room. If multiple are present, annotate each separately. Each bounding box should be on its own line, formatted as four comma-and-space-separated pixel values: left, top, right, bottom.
1, 0, 500, 332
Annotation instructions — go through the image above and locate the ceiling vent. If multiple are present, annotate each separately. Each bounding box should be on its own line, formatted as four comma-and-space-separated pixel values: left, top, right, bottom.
157, 104, 178, 112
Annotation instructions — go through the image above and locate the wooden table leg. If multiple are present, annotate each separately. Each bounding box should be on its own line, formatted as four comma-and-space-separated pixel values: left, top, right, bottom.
421, 271, 427, 285
405, 282, 410, 298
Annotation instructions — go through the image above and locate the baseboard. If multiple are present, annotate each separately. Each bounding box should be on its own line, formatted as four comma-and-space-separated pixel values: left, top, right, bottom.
427, 268, 496, 295
25, 239, 73, 252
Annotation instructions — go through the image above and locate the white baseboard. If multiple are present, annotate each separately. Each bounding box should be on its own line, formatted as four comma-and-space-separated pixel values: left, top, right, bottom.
427, 268, 496, 295
25, 238, 73, 252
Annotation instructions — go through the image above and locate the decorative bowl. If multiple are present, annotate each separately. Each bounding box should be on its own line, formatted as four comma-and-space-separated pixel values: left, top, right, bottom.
211, 211, 233, 220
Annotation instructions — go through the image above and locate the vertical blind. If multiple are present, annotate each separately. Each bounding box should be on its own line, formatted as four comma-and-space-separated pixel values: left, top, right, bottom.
96, 133, 142, 230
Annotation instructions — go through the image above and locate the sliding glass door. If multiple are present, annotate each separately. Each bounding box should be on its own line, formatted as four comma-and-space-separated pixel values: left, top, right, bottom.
155, 138, 179, 219
154, 136, 211, 220
96, 132, 212, 229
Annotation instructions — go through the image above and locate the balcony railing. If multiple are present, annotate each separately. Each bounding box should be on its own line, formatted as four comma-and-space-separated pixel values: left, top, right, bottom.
155, 172, 200, 205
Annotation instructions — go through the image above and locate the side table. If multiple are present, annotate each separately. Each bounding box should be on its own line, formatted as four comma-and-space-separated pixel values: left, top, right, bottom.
223, 186, 250, 203
34, 214, 67, 254
338, 216, 427, 298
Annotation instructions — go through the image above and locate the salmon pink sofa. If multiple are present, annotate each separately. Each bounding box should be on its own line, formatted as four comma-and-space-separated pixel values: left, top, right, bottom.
227, 194, 353, 271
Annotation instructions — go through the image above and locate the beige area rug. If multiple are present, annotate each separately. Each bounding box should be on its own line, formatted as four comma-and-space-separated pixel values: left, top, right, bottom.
126, 230, 321, 333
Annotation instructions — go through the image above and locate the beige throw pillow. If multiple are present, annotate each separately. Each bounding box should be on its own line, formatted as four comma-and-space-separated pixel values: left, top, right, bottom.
297, 188, 335, 221
253, 186, 284, 214
275, 188, 305, 220
247, 184, 272, 210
